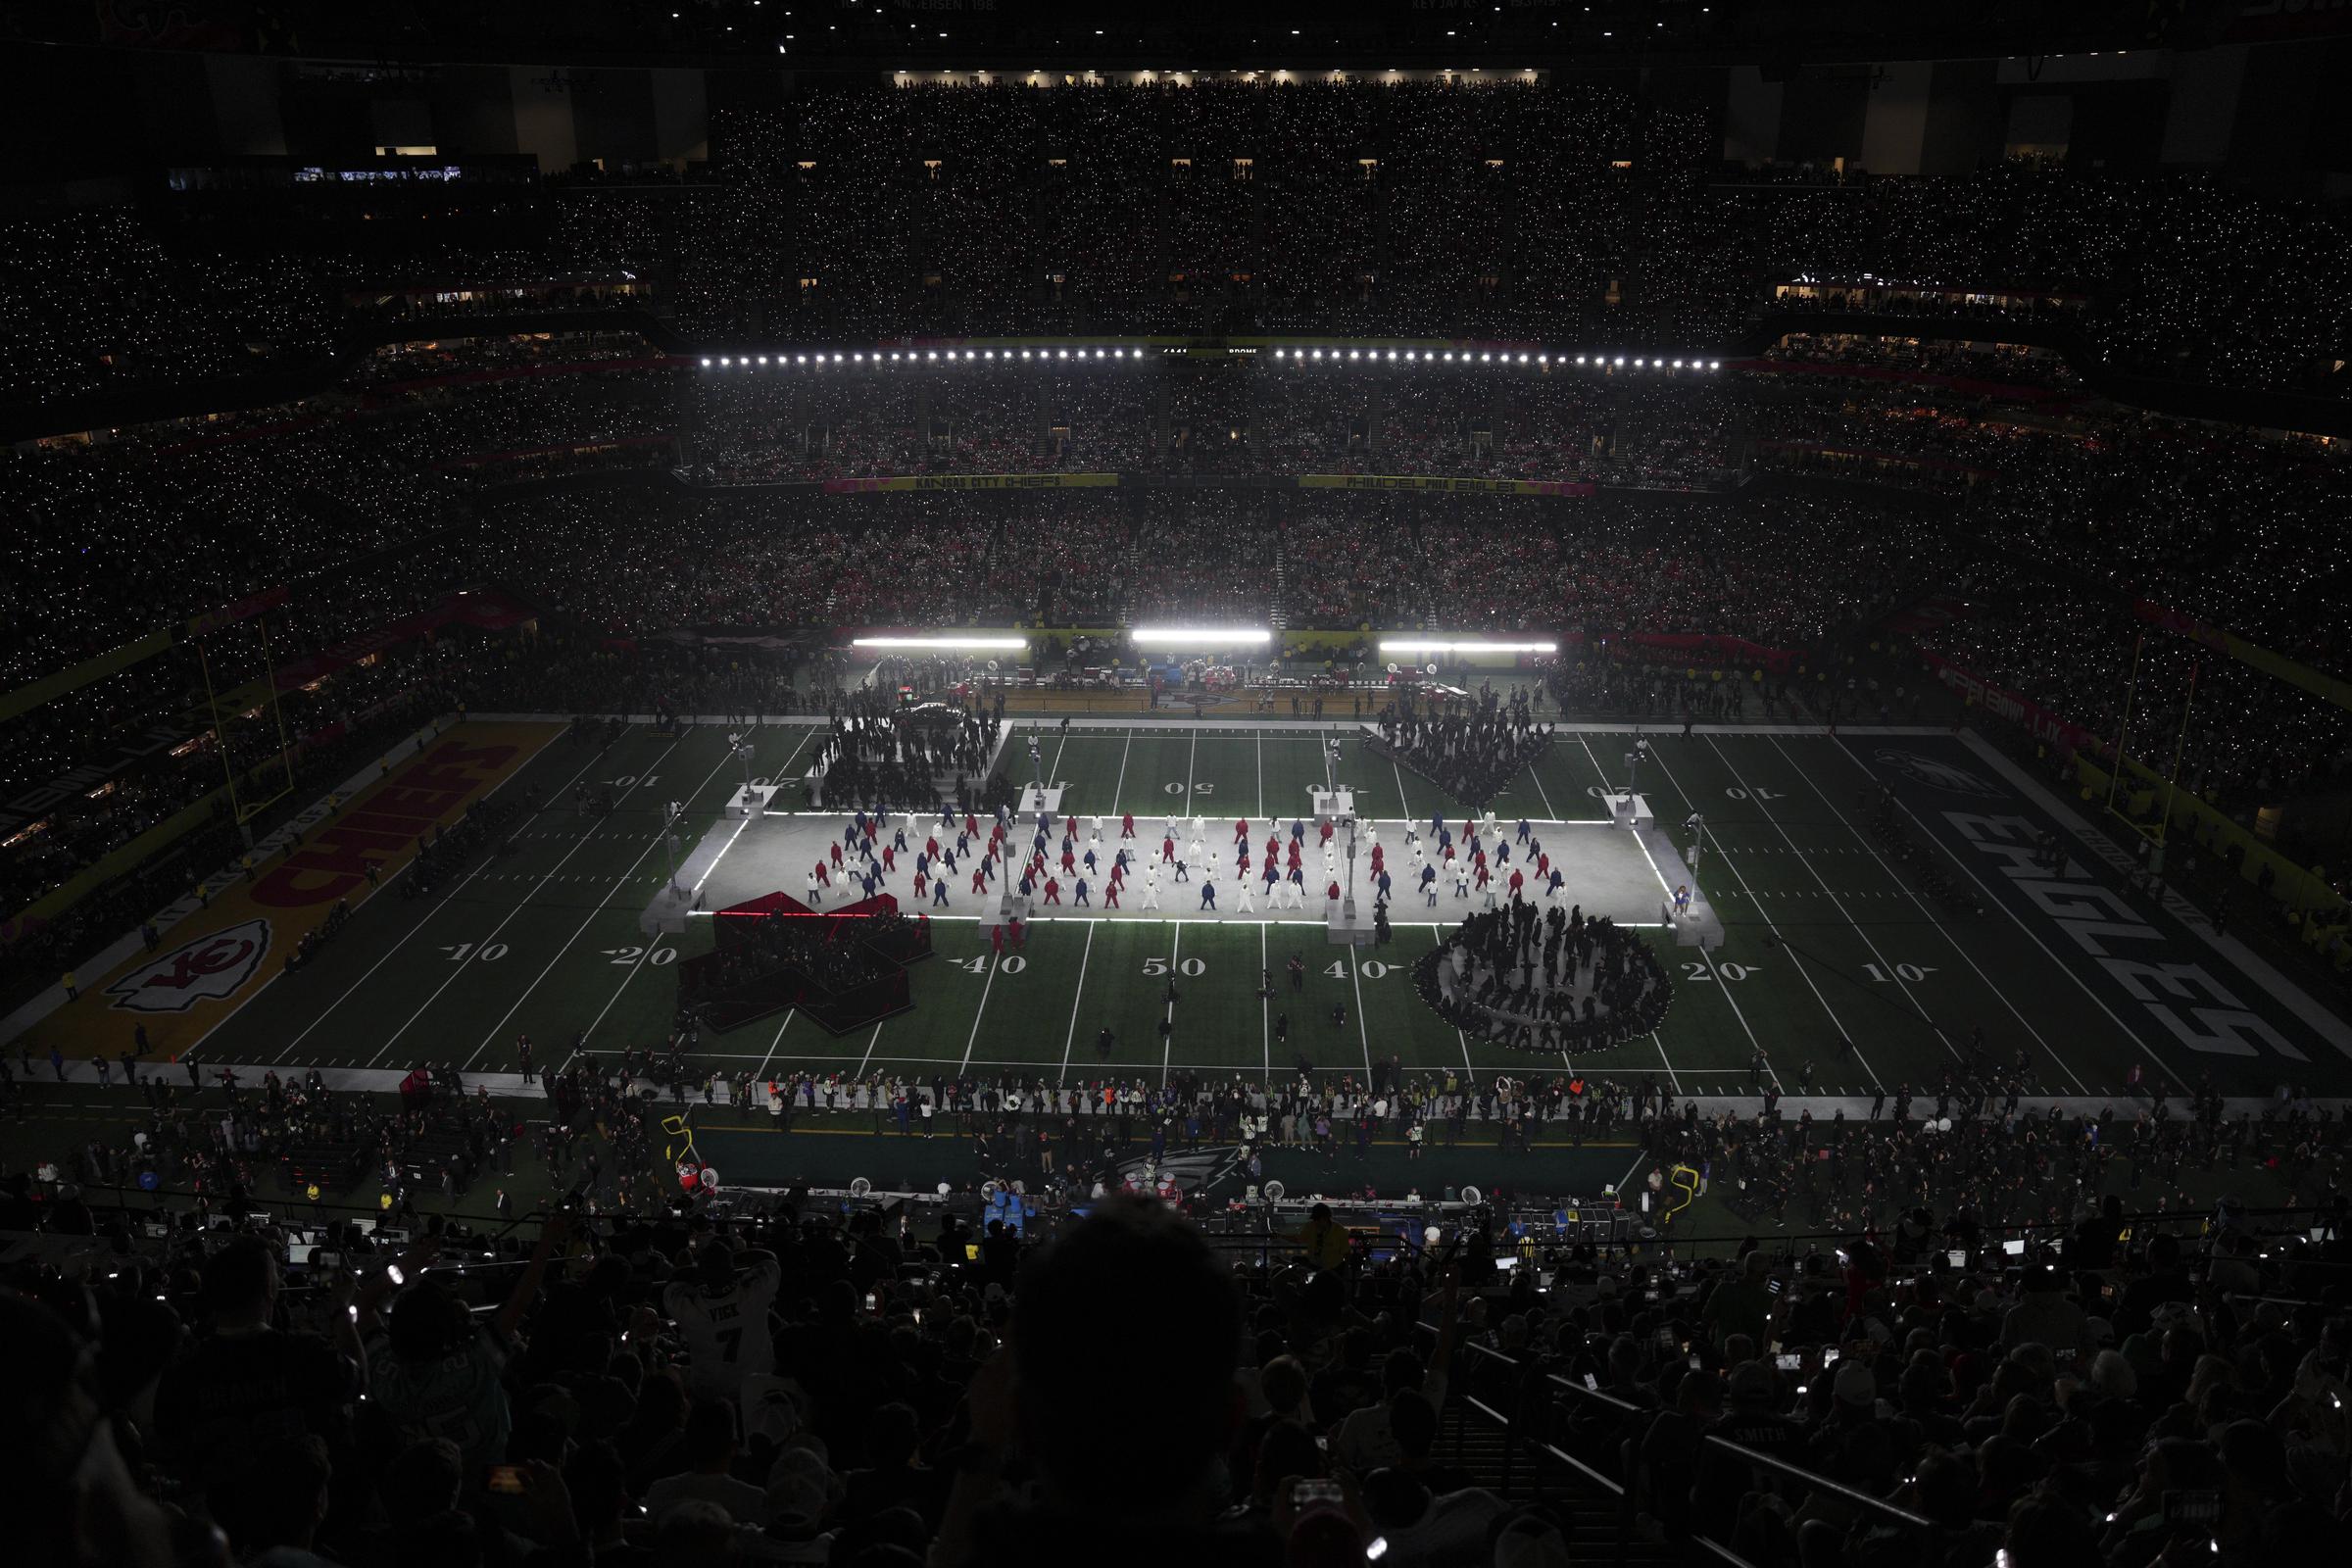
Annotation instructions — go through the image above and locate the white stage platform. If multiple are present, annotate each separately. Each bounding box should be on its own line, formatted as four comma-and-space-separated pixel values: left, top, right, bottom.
685, 806, 1682, 932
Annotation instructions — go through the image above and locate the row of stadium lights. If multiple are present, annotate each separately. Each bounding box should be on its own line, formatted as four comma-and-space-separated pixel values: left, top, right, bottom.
851, 632, 1557, 653
699, 348, 1724, 369
702, 348, 1148, 368
1275, 348, 1723, 369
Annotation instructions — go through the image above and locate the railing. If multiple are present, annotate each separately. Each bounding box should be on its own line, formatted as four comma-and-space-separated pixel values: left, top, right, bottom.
1417, 1332, 1933, 1568
1401, 1200, 2344, 1554
23, 1146, 2342, 1266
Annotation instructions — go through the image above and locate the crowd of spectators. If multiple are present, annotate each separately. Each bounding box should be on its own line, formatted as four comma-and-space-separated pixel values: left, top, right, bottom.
1126, 493, 1280, 626
0, 644, 501, 1013
1762, 331, 2080, 393
685, 361, 1739, 487
1905, 588, 2352, 823
1737, 162, 2352, 396
355, 330, 664, 388
15, 89, 2352, 405
5, 1068, 2348, 1568
4, 79, 2351, 476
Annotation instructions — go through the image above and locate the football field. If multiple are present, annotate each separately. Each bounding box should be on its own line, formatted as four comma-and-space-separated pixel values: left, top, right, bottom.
179, 716, 2352, 1107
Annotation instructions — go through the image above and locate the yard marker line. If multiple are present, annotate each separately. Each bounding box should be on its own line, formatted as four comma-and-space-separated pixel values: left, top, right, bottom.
956, 951, 1003, 1074
1651, 1033, 1683, 1096
1159, 923, 1183, 1086
1260, 922, 1272, 1082
1572, 731, 1613, 797
1108, 732, 1134, 820
1818, 735, 2115, 1093
1054, 922, 1099, 1084
452, 735, 731, 1071
268, 729, 620, 1064
1387, 748, 1414, 828
1256, 729, 1266, 820
1434, 923, 1474, 1075
855, 1021, 883, 1076
1705, 735, 1957, 1062
1698, 923, 1774, 1085
688, 729, 813, 900
575, 922, 684, 1053
683, 810, 757, 903
754, 1010, 797, 1088
1348, 948, 1373, 1079
1526, 753, 1560, 821
1184, 730, 1197, 824
1046, 728, 1069, 794
1642, 741, 1875, 1093
360, 730, 682, 1068
1778, 738, 2097, 1091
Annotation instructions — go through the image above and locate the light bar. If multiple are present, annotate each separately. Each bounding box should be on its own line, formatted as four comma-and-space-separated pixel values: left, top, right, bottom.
850, 635, 1030, 650
1380, 639, 1559, 656
1130, 627, 1273, 646
695, 346, 1719, 373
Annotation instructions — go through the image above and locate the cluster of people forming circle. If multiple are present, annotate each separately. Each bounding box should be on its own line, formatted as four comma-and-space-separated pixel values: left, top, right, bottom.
1413, 900, 1674, 1055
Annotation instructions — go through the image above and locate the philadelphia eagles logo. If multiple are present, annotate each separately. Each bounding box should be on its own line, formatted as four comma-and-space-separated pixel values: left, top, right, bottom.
1873, 750, 2004, 798
1093, 1144, 1253, 1198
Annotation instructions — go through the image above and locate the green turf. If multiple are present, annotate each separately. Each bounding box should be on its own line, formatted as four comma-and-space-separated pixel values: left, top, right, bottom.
192, 720, 2349, 1105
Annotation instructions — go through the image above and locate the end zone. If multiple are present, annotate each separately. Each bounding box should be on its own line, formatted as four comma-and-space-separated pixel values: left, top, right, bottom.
21, 720, 564, 1061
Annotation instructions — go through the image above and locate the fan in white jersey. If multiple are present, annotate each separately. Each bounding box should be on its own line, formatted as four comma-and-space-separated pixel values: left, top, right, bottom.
662, 1239, 781, 1400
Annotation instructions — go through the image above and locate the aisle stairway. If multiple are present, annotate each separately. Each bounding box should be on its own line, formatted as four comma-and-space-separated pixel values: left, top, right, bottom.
1439, 1389, 1687, 1567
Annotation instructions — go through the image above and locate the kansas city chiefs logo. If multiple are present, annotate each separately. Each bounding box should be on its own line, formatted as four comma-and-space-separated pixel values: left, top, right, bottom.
106, 919, 271, 1013
1873, 750, 2004, 799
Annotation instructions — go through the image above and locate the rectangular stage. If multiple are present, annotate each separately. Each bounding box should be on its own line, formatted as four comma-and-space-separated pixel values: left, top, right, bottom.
687, 807, 1679, 930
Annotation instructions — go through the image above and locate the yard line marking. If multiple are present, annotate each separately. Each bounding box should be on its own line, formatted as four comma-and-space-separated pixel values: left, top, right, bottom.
1651, 1033, 1683, 1096
449, 733, 729, 1071
1386, 745, 1415, 828
683, 728, 813, 904
364, 729, 687, 1069
855, 1020, 883, 1075
1572, 731, 1614, 797
1819, 735, 2118, 1093
754, 1009, 797, 1087
1054, 922, 1099, 1084
1433, 923, 1474, 1075
1775, 734, 2082, 1081
1159, 922, 1182, 1086
1184, 730, 1197, 824
956, 948, 1003, 1074
1348, 947, 1374, 1079
1260, 922, 1272, 1082
1642, 741, 1875, 1092
1108, 732, 1134, 819
270, 727, 622, 1064
1256, 729, 1266, 820
1705, 735, 1955, 1064
1525, 752, 1560, 821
